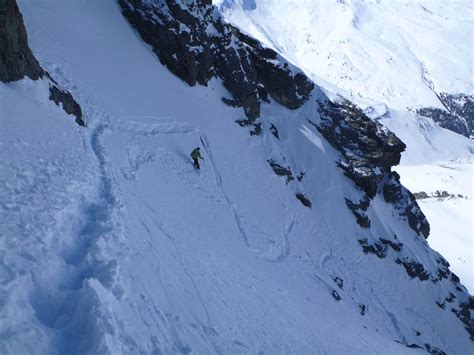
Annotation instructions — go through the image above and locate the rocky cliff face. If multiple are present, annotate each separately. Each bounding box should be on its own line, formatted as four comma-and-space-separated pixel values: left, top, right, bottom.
314, 99, 473, 340
0, 0, 43, 82
0, 0, 85, 126
417, 93, 473, 137
314, 99, 430, 238
118, 0, 313, 121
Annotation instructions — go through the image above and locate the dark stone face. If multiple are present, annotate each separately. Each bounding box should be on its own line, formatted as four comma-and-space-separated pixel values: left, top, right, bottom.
395, 258, 430, 281
316, 99, 406, 198
314, 99, 430, 239
345, 197, 371, 228
382, 172, 430, 238
0, 0, 85, 126
117, 0, 313, 121
267, 159, 294, 184
295, 193, 311, 208
0, 0, 43, 82
417, 92, 474, 137
49, 85, 85, 126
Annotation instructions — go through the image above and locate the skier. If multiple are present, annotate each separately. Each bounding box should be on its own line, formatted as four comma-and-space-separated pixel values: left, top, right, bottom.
190, 147, 204, 170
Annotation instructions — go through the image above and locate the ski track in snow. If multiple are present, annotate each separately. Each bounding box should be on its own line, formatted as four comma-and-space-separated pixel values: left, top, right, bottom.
12, 64, 127, 352
131, 189, 220, 350
116, 117, 293, 262
28, 115, 123, 352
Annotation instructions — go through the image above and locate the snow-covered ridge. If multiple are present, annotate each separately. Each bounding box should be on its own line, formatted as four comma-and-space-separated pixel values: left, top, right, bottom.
0, 0, 472, 353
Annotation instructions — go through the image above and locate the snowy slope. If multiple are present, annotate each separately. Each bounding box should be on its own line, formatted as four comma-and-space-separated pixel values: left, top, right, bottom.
0, 0, 472, 354
218, 0, 474, 292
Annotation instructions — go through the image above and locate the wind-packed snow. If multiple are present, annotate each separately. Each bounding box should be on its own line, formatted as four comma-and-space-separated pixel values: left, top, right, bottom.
0, 0, 472, 353
218, 0, 474, 293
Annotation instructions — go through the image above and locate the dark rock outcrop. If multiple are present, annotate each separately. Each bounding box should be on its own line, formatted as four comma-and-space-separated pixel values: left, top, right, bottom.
417, 92, 473, 137
270, 124, 279, 139
249, 122, 262, 136
395, 258, 430, 281
49, 84, 85, 126
382, 172, 430, 238
295, 193, 311, 208
331, 289, 341, 301
118, 0, 313, 121
267, 159, 293, 184
345, 197, 370, 228
451, 297, 474, 341
0, 0, 85, 126
333, 277, 344, 290
0, 0, 43, 82
316, 99, 405, 198
314, 99, 430, 238
358, 238, 387, 258
379, 238, 403, 252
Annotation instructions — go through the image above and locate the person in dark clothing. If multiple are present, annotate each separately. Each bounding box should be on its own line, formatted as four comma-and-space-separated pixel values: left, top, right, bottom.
191, 147, 204, 170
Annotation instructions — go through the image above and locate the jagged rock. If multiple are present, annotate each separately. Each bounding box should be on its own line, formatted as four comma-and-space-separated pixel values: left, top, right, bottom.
383, 172, 430, 238
331, 290, 341, 301
235, 119, 254, 127
249, 122, 262, 136
358, 238, 387, 258
267, 159, 294, 184
118, 0, 313, 121
295, 193, 311, 208
296, 172, 305, 182
345, 198, 370, 228
316, 99, 405, 198
49, 85, 85, 126
270, 123, 279, 139
0, 0, 85, 127
379, 238, 403, 252
0, 0, 43, 82
401, 342, 446, 355
404, 343, 423, 349
424, 343, 446, 355
434, 257, 451, 281
451, 297, 474, 341
333, 277, 344, 290
359, 304, 366, 316
230, 27, 313, 109
221, 97, 240, 108
395, 258, 429, 281
417, 92, 473, 137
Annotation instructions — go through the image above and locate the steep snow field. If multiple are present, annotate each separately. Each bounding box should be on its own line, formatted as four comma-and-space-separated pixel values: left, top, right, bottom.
218, 0, 474, 292
0, 0, 472, 353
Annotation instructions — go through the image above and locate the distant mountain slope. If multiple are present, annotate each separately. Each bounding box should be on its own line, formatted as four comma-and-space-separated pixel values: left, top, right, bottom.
216, 0, 473, 114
